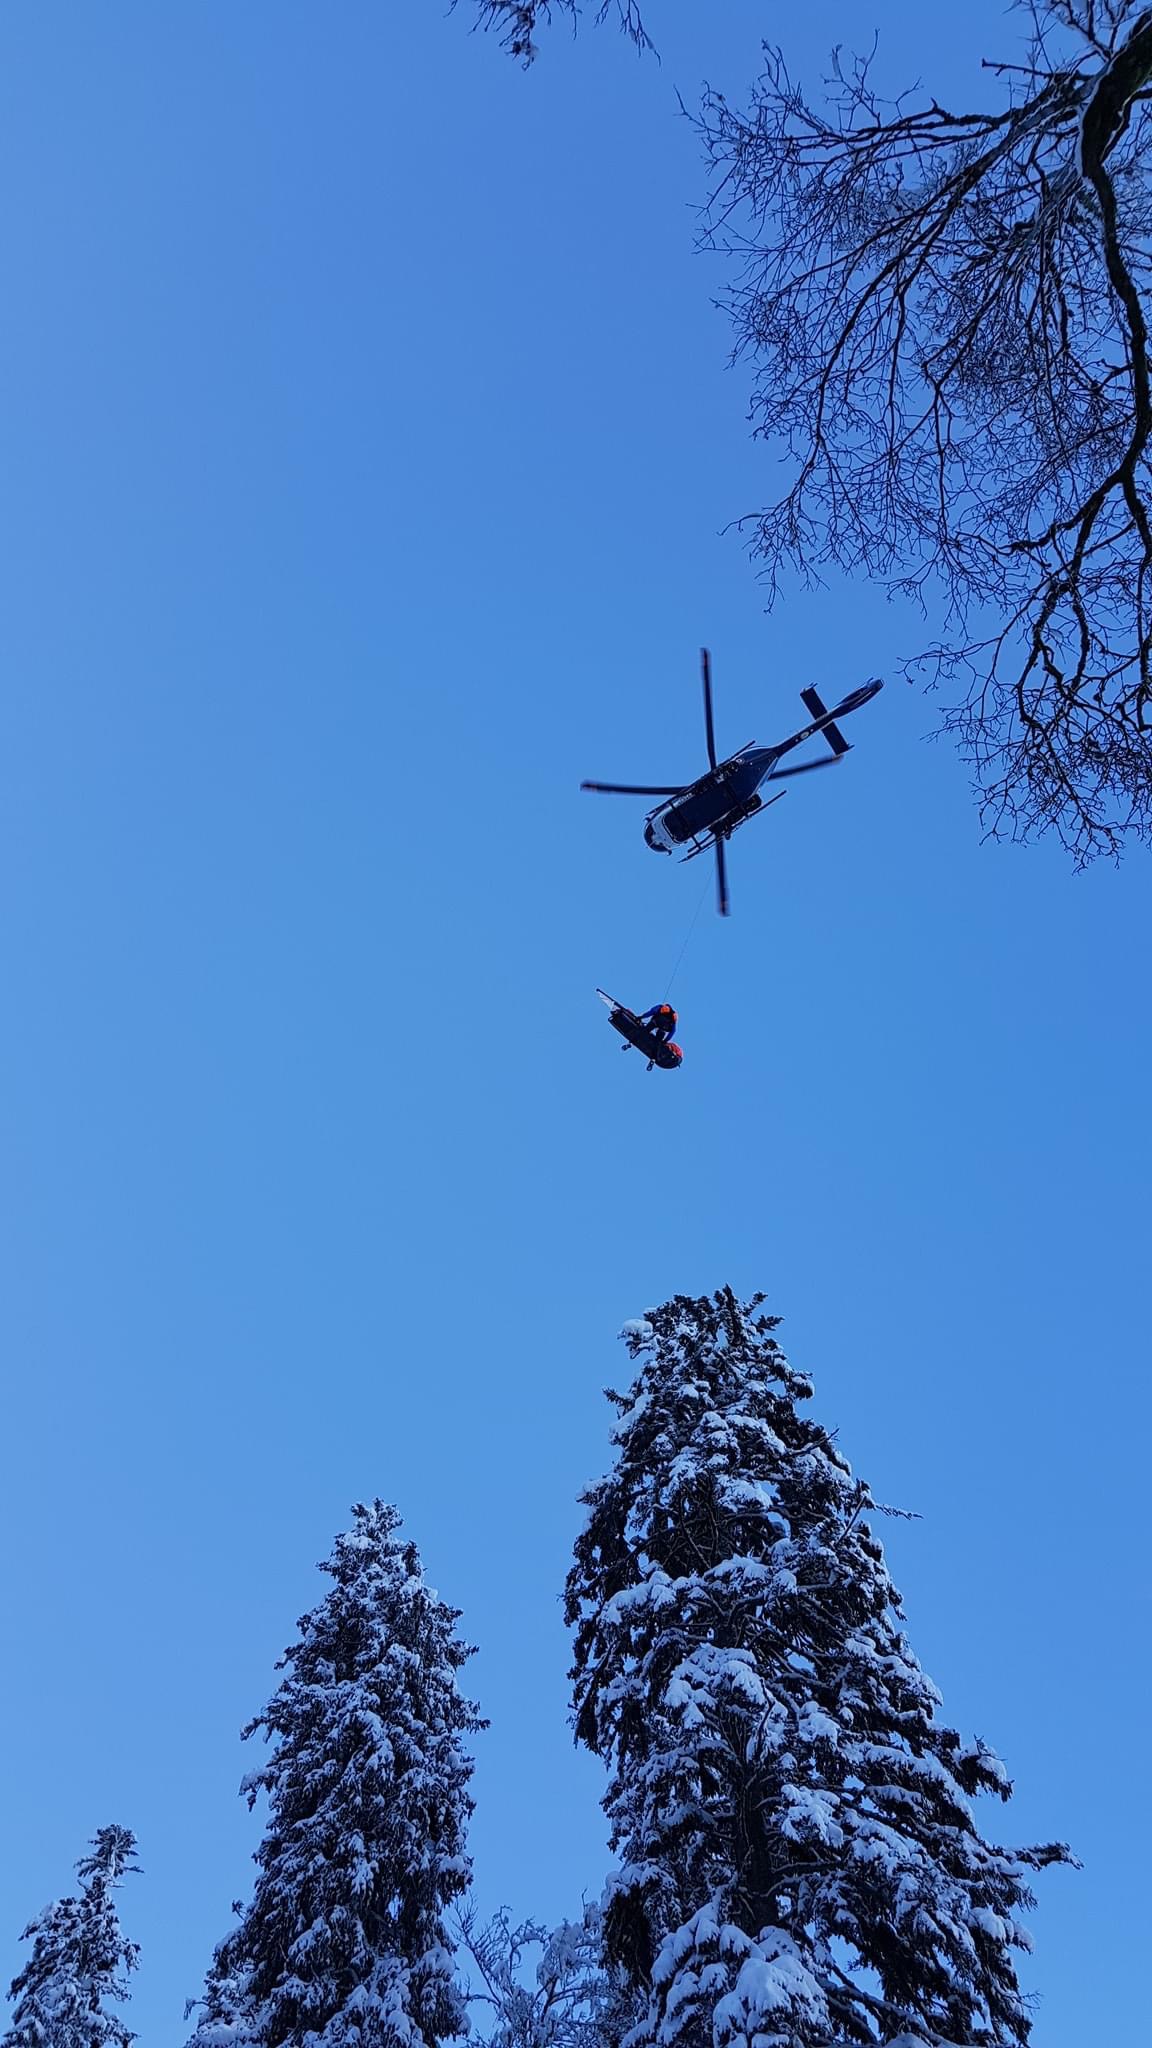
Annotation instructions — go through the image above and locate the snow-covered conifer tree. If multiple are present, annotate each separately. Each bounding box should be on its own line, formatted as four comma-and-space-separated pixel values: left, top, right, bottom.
3, 1826, 140, 2048
188, 1501, 484, 2048
565, 1291, 1074, 2047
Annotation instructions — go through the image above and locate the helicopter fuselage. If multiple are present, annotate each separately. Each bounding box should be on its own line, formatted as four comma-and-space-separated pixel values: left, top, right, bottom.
642, 746, 778, 852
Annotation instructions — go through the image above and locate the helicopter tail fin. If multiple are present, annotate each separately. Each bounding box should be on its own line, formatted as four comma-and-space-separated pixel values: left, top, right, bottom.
800, 686, 850, 757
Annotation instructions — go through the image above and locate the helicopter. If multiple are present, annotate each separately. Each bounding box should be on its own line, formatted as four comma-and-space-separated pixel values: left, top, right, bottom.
582, 651, 883, 915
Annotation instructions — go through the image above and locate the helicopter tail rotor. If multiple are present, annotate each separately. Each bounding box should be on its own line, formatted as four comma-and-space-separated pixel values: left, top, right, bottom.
799, 677, 884, 757
800, 685, 850, 756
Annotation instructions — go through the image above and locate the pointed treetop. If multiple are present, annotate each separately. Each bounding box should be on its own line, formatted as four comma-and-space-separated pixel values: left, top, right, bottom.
3, 1827, 140, 2048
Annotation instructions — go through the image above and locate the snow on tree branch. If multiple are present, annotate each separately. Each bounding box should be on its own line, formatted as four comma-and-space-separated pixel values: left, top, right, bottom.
696, 0, 1152, 860
566, 1289, 1076, 2048
186, 1502, 485, 2048
3, 1827, 141, 2048
455, 1901, 638, 2047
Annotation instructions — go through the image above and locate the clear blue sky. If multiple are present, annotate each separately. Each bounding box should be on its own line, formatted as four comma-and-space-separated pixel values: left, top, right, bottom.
0, 4, 1146, 2042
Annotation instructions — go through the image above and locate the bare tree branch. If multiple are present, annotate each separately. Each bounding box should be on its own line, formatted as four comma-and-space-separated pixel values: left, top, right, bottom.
696, 0, 1152, 859
454, 1901, 637, 2047
458, 0, 654, 65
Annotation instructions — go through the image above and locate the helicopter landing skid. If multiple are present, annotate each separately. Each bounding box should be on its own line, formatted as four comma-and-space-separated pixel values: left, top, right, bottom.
677, 788, 786, 862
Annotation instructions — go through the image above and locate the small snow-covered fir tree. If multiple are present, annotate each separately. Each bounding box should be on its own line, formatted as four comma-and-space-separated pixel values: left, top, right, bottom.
565, 1291, 1074, 2048
187, 1501, 484, 2048
3, 1826, 140, 2048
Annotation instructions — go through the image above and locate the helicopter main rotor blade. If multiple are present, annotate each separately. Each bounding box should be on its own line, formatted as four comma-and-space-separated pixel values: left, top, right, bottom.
764, 755, 843, 782
715, 834, 730, 917
701, 648, 718, 770
580, 781, 687, 796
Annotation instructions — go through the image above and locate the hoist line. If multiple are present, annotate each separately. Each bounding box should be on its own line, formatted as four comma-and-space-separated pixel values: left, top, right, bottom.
663, 865, 713, 1002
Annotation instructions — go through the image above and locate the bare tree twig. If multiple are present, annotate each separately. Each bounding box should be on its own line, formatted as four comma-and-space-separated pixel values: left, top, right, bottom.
696, 0, 1152, 859
457, 0, 654, 65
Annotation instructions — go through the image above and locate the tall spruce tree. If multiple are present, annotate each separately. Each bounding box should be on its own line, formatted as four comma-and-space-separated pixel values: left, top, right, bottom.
187, 1501, 484, 2048
3, 1827, 140, 2048
565, 1291, 1074, 2048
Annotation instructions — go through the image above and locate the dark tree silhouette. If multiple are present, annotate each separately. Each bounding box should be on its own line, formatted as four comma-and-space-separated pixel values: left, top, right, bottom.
697, 1, 1152, 859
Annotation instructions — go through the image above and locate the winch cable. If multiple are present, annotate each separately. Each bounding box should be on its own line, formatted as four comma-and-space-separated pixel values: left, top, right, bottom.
662, 864, 713, 1004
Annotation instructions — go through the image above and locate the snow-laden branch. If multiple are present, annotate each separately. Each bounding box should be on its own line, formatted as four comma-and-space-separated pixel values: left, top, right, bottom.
567, 1290, 1074, 2048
